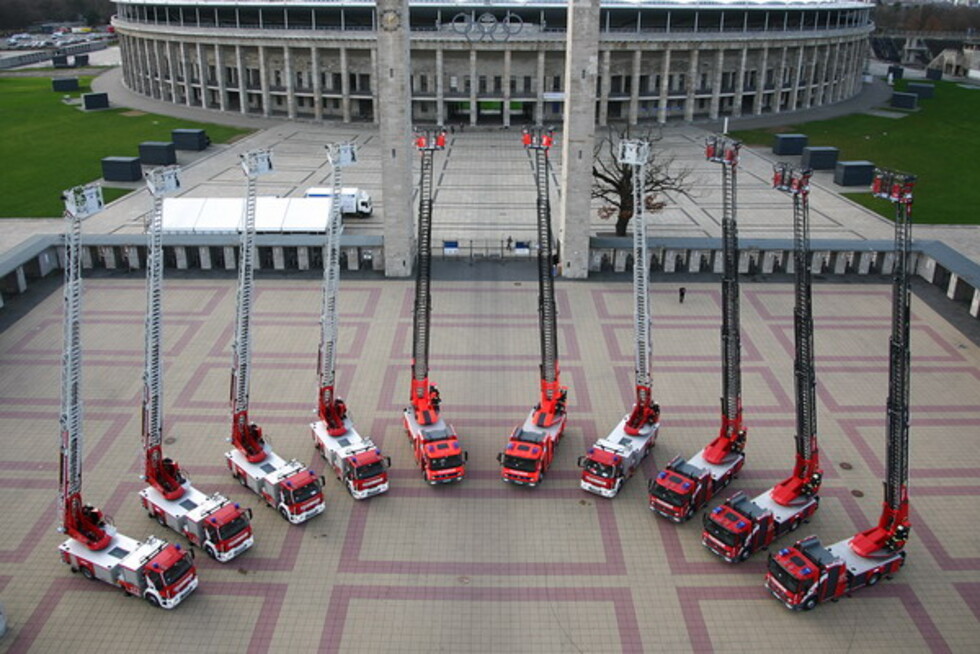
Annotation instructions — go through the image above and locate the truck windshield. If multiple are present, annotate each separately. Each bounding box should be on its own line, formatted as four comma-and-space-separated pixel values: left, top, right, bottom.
583, 459, 615, 478
650, 483, 685, 507
704, 519, 738, 546
218, 514, 250, 541
502, 455, 537, 473
162, 553, 194, 587
288, 482, 320, 505
430, 454, 464, 471
354, 461, 386, 479
768, 557, 802, 594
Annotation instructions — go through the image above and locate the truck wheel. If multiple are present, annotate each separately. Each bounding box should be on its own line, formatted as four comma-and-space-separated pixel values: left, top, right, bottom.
683, 506, 695, 521
279, 507, 290, 522
156, 513, 166, 527
81, 567, 94, 581
146, 593, 161, 608
803, 597, 818, 611
739, 549, 751, 562
868, 573, 881, 586
205, 544, 217, 560
790, 518, 801, 532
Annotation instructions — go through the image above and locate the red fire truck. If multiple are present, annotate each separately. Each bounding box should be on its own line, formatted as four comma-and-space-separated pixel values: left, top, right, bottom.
403, 128, 468, 484
498, 128, 568, 487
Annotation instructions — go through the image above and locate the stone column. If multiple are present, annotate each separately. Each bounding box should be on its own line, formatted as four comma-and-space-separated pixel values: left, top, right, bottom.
535, 49, 545, 125
312, 45, 323, 121
753, 45, 769, 115
469, 49, 478, 127
169, 42, 181, 102
196, 42, 206, 106
182, 42, 193, 107
558, 0, 601, 280
829, 40, 843, 103
152, 39, 163, 99
733, 47, 747, 118
684, 48, 698, 122
436, 48, 445, 125
236, 45, 248, 114
376, 0, 415, 277
775, 46, 788, 114
709, 48, 724, 120
284, 45, 297, 119
629, 49, 641, 125
598, 49, 610, 126
259, 44, 270, 117
503, 49, 512, 128
657, 48, 670, 124
790, 46, 805, 111
216, 44, 227, 111
340, 46, 351, 123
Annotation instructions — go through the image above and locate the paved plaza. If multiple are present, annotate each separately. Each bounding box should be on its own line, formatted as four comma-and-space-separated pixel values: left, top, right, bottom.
0, 268, 978, 652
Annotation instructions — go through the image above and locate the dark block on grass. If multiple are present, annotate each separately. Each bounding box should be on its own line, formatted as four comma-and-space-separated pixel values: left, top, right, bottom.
52, 78, 78, 92
907, 83, 934, 99
52, 55, 70, 68
73, 54, 89, 67
801, 146, 839, 170
834, 161, 875, 187
926, 68, 942, 81
82, 92, 109, 110
888, 65, 904, 81
138, 141, 177, 165
171, 128, 210, 151
772, 133, 808, 156
890, 92, 918, 110
101, 157, 143, 182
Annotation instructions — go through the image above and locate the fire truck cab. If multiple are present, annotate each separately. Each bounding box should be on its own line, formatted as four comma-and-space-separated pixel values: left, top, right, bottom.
60, 534, 198, 609
702, 489, 818, 562
649, 452, 744, 521
312, 419, 391, 499
578, 417, 658, 498
404, 413, 467, 484
766, 535, 905, 610
140, 484, 253, 562
226, 447, 325, 523
498, 413, 566, 487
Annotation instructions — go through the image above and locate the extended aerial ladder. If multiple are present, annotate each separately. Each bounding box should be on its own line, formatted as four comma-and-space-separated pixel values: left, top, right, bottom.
403, 128, 467, 484
850, 169, 914, 557
230, 150, 270, 464
702, 163, 822, 562
766, 169, 914, 610
497, 127, 567, 487
648, 136, 745, 521
312, 143, 391, 498
225, 150, 325, 523
578, 139, 659, 498
770, 163, 822, 505
60, 183, 114, 552
141, 167, 186, 501
58, 183, 199, 606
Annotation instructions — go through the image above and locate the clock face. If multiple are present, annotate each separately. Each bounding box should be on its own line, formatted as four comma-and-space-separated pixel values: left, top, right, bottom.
381, 9, 400, 32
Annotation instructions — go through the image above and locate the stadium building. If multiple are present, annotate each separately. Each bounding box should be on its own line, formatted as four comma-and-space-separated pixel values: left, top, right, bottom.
111, 0, 874, 126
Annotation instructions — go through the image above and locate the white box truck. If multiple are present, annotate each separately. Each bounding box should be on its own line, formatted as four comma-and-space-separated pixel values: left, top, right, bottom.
304, 187, 372, 217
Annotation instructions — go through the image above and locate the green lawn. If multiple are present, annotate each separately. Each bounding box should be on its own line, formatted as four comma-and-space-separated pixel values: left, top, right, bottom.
732, 79, 980, 225
0, 77, 253, 217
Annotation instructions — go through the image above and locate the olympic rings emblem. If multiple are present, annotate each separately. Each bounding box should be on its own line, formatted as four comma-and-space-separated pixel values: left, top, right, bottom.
451, 12, 524, 42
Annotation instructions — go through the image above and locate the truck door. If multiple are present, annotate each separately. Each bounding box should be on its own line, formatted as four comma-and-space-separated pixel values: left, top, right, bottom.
822, 565, 841, 601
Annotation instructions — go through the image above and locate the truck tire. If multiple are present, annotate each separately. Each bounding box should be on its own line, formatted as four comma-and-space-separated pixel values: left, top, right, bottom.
81, 567, 94, 581
868, 573, 881, 586
205, 544, 217, 560
739, 548, 751, 562
145, 593, 161, 608
156, 512, 166, 527
802, 597, 818, 611
279, 507, 290, 522
790, 518, 801, 532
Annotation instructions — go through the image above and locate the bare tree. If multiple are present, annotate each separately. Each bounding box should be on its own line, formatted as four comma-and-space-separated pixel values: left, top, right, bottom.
592, 124, 693, 236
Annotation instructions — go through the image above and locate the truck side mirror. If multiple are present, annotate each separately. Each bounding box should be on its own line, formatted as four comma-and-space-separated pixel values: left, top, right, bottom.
384, 456, 392, 468
576, 456, 585, 468
496, 453, 503, 464
246, 508, 253, 520
319, 475, 326, 487
463, 451, 469, 462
